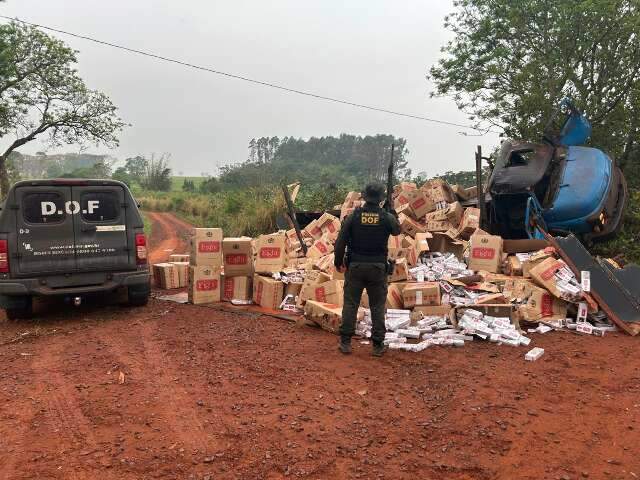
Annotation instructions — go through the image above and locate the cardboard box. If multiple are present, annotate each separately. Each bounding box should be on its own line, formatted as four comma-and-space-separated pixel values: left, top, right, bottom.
457, 208, 480, 239
188, 265, 221, 304
304, 300, 343, 334
170, 261, 189, 287
465, 186, 478, 198
169, 254, 190, 263
322, 218, 342, 242
426, 220, 454, 232
297, 270, 332, 307
303, 219, 325, 241
386, 283, 405, 309
396, 202, 416, 219
190, 228, 223, 266
445, 202, 464, 226
430, 231, 466, 260
468, 232, 503, 273
423, 179, 456, 203
403, 282, 441, 307
518, 285, 568, 321
389, 258, 408, 282
306, 235, 334, 259
414, 305, 453, 317
407, 190, 435, 218
153, 263, 180, 289
504, 256, 523, 276
451, 184, 470, 201
388, 234, 404, 250
222, 237, 254, 276
522, 250, 554, 278
254, 233, 287, 273
394, 188, 414, 210
285, 229, 302, 253
529, 257, 568, 299
252, 274, 284, 310
475, 293, 508, 304
287, 256, 312, 270
222, 275, 252, 301
313, 280, 344, 306
399, 213, 426, 237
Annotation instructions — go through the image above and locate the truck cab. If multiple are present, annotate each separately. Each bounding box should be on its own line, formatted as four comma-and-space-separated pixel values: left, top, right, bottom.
0, 179, 151, 319
487, 100, 627, 241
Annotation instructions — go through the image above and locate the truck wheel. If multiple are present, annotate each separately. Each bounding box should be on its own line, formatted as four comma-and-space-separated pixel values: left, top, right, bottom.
127, 286, 150, 307
5, 297, 33, 321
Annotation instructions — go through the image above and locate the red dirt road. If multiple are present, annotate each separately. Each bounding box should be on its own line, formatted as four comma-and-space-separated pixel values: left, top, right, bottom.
0, 212, 638, 479
145, 211, 193, 264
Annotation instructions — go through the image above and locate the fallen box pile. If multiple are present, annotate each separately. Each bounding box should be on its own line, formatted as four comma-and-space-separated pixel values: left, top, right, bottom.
153, 178, 623, 358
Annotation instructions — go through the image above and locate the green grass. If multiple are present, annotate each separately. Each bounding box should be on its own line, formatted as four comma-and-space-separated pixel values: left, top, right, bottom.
141, 212, 153, 237
170, 176, 206, 192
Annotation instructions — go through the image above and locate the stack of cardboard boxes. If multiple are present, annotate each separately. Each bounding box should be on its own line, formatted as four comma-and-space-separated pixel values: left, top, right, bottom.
188, 228, 223, 304
150, 176, 614, 344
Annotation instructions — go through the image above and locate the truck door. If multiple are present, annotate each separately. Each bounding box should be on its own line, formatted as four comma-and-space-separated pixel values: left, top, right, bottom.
72, 185, 131, 271
14, 186, 77, 275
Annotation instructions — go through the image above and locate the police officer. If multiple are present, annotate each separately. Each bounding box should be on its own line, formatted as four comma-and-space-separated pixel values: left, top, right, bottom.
334, 183, 401, 357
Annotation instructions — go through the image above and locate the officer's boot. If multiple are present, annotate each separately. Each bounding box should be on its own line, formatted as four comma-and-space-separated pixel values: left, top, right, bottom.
371, 342, 387, 357
338, 336, 352, 354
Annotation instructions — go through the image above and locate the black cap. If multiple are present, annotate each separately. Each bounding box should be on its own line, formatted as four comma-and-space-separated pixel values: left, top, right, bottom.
362, 183, 386, 203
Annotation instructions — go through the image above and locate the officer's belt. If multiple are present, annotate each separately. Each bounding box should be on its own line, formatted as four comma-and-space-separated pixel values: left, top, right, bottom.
349, 252, 387, 264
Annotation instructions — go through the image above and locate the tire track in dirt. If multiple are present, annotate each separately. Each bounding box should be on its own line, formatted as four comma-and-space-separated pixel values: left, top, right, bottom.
0, 338, 121, 480
103, 318, 218, 456
145, 211, 193, 265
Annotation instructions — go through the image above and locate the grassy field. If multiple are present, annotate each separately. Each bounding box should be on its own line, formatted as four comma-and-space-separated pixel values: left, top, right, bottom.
170, 176, 206, 192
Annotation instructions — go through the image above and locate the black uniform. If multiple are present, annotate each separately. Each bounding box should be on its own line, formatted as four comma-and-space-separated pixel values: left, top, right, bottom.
334, 202, 401, 346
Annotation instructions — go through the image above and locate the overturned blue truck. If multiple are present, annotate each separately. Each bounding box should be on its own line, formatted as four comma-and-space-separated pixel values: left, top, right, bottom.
485, 99, 627, 242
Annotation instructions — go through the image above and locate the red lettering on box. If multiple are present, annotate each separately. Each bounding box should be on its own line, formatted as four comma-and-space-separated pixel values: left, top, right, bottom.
311, 226, 322, 236
226, 253, 248, 265
196, 279, 218, 291
541, 293, 553, 317
541, 263, 562, 280
316, 242, 328, 254
472, 247, 495, 260
199, 241, 220, 253
411, 197, 426, 209
392, 290, 402, 305
315, 287, 326, 303
260, 247, 281, 259
224, 278, 234, 299
326, 222, 336, 233
256, 282, 263, 304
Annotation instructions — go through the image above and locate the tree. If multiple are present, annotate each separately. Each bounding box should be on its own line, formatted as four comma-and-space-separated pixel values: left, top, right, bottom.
182, 178, 196, 192
141, 153, 172, 191
0, 22, 126, 196
429, 0, 640, 168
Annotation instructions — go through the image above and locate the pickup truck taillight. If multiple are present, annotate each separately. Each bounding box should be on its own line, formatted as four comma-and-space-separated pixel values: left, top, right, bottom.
135, 233, 148, 265
0, 239, 8, 273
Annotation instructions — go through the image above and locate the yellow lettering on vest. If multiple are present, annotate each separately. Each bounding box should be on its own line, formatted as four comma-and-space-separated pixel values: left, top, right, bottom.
360, 212, 380, 225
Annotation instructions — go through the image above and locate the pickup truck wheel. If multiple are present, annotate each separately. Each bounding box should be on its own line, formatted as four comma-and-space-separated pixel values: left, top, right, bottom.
5, 297, 33, 321
127, 286, 150, 307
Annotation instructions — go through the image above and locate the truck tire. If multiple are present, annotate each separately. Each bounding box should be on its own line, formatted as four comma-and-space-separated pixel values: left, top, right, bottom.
5, 296, 33, 321
127, 286, 150, 307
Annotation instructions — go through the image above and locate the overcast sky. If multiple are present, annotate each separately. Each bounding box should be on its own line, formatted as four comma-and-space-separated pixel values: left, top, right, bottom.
0, 0, 499, 177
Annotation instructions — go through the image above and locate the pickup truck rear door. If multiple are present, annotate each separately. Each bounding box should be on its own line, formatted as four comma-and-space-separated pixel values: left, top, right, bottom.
71, 185, 131, 272
14, 185, 77, 275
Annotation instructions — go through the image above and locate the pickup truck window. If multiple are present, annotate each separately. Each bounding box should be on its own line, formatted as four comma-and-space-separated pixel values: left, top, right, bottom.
81, 192, 119, 222
23, 192, 65, 224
